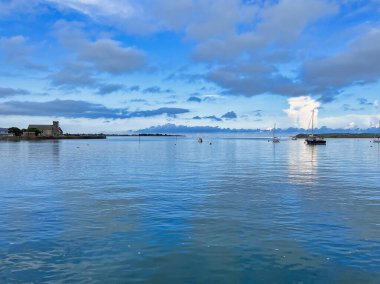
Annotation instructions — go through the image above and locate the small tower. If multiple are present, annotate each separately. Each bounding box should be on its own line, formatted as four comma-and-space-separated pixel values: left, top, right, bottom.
52, 121, 59, 136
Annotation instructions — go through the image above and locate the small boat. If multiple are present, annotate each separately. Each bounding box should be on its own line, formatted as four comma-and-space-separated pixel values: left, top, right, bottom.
306, 135, 326, 145
374, 121, 380, 143
305, 109, 326, 145
291, 136, 297, 140
272, 123, 280, 143
197, 137, 203, 143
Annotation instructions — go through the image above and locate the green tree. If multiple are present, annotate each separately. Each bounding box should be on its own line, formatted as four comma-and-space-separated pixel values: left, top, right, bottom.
26, 128, 42, 136
8, 127, 22, 136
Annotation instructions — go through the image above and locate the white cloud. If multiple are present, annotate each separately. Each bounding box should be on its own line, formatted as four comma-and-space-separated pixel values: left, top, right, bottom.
0, 35, 45, 70
370, 119, 380, 128
45, 0, 164, 34
303, 27, 380, 88
55, 21, 146, 74
78, 38, 146, 74
283, 96, 320, 128
345, 121, 357, 129
49, 62, 96, 88
320, 114, 380, 128
45, 0, 135, 21
0, 35, 28, 56
44, 0, 256, 37
0, 0, 40, 16
193, 0, 337, 62
257, 0, 338, 44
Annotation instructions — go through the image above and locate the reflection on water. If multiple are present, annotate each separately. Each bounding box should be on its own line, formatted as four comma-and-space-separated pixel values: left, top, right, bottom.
287, 140, 319, 185
0, 137, 379, 283
27, 140, 61, 164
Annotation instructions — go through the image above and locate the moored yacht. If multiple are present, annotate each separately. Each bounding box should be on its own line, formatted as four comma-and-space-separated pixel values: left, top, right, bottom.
272, 123, 280, 143
374, 121, 380, 143
305, 109, 326, 145
306, 134, 326, 145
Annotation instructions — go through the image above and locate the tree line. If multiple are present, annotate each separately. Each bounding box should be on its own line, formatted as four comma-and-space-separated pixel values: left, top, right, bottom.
7, 127, 41, 136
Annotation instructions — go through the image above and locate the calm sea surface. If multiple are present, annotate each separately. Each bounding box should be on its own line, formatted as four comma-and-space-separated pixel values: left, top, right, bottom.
0, 136, 380, 283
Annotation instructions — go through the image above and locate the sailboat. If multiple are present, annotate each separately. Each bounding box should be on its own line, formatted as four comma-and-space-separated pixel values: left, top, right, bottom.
305, 109, 326, 145
272, 123, 280, 143
374, 121, 380, 143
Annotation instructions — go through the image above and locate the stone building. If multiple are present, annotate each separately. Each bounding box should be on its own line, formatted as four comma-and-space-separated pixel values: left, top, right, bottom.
22, 131, 36, 138
28, 121, 63, 137
0, 128, 9, 136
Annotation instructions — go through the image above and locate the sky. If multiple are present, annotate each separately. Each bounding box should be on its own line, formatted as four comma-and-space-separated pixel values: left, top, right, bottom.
0, 0, 380, 133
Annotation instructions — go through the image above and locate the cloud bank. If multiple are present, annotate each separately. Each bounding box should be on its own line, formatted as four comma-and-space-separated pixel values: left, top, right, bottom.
0, 100, 189, 119
284, 96, 321, 129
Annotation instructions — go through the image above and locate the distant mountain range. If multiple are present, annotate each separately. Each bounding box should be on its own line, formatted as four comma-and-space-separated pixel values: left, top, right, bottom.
135, 123, 380, 134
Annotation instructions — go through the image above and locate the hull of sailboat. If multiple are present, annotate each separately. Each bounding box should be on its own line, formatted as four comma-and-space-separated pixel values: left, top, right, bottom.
306, 139, 326, 145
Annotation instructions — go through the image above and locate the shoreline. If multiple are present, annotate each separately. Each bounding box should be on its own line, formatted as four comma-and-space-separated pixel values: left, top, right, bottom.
0, 134, 106, 141
295, 133, 380, 138
106, 134, 185, 137
1, 133, 378, 140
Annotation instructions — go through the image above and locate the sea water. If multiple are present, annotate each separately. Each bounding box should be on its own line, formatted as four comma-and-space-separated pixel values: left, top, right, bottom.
0, 137, 379, 283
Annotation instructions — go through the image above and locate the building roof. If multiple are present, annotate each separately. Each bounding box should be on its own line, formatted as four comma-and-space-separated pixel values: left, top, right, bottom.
28, 125, 53, 130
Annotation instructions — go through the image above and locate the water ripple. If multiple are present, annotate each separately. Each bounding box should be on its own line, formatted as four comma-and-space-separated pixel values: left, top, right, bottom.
0, 138, 379, 283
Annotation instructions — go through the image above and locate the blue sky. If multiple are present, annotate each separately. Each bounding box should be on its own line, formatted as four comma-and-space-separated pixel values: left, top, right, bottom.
0, 0, 380, 133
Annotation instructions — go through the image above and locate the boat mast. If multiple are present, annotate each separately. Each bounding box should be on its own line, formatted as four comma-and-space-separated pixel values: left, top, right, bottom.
273, 123, 276, 138
311, 109, 314, 135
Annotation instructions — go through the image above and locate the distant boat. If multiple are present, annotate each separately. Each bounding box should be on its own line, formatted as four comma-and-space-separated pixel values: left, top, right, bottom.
305, 109, 326, 145
374, 121, 380, 143
291, 136, 297, 140
272, 124, 280, 143
198, 137, 203, 143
